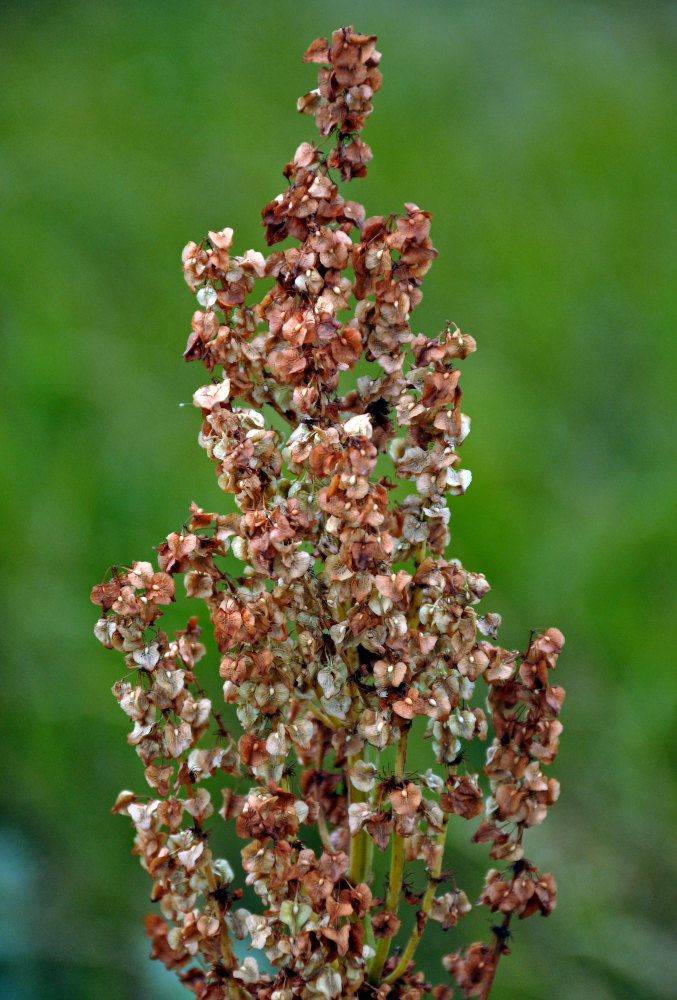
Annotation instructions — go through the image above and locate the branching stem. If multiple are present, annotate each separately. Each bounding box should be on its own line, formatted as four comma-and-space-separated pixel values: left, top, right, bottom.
368, 728, 409, 983
384, 815, 449, 984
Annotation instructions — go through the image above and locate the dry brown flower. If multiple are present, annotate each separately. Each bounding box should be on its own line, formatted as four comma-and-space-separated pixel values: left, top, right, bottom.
93, 26, 564, 1000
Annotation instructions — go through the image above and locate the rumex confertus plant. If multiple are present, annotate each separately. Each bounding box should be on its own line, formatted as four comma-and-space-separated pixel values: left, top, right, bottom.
92, 27, 565, 1000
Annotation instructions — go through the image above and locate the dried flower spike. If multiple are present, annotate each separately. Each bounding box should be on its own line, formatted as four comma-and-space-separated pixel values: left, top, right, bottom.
93, 26, 564, 1000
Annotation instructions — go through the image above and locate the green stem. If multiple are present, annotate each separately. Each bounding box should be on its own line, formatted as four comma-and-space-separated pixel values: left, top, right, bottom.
347, 746, 376, 953
347, 752, 373, 885
368, 729, 409, 983
384, 816, 449, 984
309, 701, 342, 730
316, 805, 333, 852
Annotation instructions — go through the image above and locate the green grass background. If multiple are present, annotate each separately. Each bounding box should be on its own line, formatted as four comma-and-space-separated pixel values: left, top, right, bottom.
2, 1, 676, 997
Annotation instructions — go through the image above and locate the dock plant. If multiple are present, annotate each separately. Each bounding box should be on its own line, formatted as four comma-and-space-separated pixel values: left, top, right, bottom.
92, 26, 564, 1000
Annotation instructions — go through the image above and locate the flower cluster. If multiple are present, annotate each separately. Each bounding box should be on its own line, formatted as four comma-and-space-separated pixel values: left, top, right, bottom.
92, 27, 564, 1000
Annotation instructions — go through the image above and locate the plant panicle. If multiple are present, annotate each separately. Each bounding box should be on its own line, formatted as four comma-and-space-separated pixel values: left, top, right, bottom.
93, 27, 564, 999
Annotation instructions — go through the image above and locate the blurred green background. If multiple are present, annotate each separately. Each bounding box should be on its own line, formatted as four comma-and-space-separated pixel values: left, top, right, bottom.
2, 0, 676, 997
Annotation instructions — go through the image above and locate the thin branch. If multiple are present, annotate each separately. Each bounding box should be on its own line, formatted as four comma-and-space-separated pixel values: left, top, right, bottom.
347, 747, 374, 885
308, 701, 342, 730
368, 728, 409, 983
314, 730, 334, 852
384, 815, 449, 984
266, 396, 296, 426
478, 914, 512, 1000
316, 808, 334, 852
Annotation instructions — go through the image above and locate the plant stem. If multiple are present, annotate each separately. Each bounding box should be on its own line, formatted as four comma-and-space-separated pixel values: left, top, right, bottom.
313, 733, 334, 852
203, 860, 236, 969
347, 751, 373, 885
384, 816, 449, 984
316, 808, 333, 852
477, 913, 512, 1000
368, 729, 409, 983
266, 396, 295, 426
407, 541, 427, 625
309, 702, 341, 730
